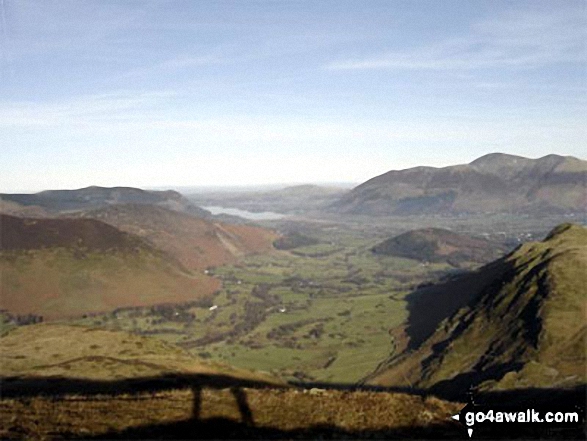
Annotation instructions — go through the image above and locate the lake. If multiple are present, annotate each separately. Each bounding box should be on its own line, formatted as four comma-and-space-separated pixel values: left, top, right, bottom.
203, 206, 286, 220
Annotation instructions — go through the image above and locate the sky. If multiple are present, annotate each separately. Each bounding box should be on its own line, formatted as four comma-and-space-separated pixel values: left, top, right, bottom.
0, 0, 585, 192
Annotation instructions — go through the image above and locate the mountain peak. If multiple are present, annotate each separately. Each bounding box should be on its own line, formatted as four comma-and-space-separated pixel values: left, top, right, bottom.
330, 153, 586, 215
468, 153, 533, 174
469, 152, 528, 165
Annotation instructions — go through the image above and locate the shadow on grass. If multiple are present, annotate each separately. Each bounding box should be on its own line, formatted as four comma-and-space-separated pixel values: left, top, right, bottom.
0, 375, 584, 439
88, 417, 463, 440
0, 373, 277, 429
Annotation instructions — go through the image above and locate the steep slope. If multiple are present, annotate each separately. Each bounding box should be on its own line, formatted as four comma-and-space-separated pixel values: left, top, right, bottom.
1, 186, 210, 217
0, 214, 218, 319
72, 204, 278, 271
372, 228, 510, 266
366, 224, 587, 394
331, 154, 586, 215
0, 214, 148, 252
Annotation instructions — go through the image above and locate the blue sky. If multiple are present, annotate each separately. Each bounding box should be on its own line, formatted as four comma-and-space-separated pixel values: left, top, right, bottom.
1, 0, 585, 192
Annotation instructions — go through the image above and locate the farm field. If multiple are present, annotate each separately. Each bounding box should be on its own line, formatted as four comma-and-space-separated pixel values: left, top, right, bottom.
69, 227, 455, 384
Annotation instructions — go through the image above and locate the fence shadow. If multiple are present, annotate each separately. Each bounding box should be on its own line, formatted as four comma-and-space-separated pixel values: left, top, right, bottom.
0, 372, 282, 428
1, 375, 584, 439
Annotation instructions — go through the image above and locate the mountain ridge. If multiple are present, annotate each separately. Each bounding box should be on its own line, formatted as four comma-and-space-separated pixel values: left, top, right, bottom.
365, 223, 587, 395
1, 185, 210, 217
330, 153, 586, 215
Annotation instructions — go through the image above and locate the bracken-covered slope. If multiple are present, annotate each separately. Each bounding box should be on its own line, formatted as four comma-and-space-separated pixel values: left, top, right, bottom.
366, 223, 587, 395
372, 228, 510, 266
73, 204, 278, 271
0, 214, 149, 252
0, 185, 210, 217
331, 153, 587, 215
0, 214, 219, 319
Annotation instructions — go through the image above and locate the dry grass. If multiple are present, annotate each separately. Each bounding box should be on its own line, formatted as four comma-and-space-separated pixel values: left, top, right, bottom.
0, 324, 461, 439
0, 388, 461, 440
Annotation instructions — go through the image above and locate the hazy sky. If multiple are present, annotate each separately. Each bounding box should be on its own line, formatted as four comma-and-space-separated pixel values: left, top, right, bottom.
1, 0, 585, 192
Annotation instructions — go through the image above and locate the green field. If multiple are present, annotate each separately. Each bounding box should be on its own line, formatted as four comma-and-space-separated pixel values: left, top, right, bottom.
69, 230, 453, 384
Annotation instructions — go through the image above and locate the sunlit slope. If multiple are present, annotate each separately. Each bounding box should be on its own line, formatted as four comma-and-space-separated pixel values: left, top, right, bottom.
0, 324, 461, 440
0, 214, 218, 319
0, 324, 280, 383
367, 223, 587, 392
332, 154, 587, 215
73, 204, 278, 271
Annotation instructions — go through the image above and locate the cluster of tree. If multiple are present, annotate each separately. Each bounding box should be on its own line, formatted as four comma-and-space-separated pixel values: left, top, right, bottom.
266, 318, 316, 340
0, 310, 44, 326
273, 232, 319, 250
14, 313, 43, 325
148, 304, 195, 323
181, 332, 226, 348
251, 284, 280, 305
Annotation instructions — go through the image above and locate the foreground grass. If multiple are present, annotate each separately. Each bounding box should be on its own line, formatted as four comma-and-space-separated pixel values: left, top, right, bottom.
0, 388, 461, 440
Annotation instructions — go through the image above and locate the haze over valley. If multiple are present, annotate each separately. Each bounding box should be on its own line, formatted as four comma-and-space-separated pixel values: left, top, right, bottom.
1, 1, 585, 439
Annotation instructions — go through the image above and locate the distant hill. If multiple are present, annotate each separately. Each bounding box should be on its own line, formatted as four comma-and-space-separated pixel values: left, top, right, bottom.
189, 184, 348, 215
331, 154, 587, 215
1, 186, 210, 217
372, 228, 510, 267
72, 204, 278, 271
365, 223, 587, 395
0, 214, 219, 319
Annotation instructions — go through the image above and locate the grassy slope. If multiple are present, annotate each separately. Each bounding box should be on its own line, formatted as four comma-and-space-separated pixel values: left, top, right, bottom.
0, 214, 219, 319
0, 248, 219, 320
0, 324, 461, 440
367, 223, 587, 392
0, 324, 278, 382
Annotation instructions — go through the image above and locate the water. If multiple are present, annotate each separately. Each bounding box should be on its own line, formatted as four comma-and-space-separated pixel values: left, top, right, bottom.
203, 206, 286, 220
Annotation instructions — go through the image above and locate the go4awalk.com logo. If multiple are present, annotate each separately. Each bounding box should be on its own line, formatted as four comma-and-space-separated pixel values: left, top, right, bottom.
449, 390, 585, 438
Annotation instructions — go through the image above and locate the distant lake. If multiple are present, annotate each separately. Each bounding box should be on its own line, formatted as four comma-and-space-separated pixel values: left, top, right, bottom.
203, 206, 286, 220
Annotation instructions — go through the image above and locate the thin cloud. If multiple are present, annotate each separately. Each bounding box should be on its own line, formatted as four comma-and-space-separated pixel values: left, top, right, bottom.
120, 54, 231, 80
326, 7, 585, 71
0, 90, 177, 127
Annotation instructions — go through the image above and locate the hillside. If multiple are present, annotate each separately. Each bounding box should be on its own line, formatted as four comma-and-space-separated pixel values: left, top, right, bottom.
0, 324, 280, 382
365, 223, 587, 396
0, 324, 461, 440
331, 153, 587, 215
0, 214, 219, 319
189, 184, 348, 215
0, 214, 149, 252
372, 228, 510, 267
73, 204, 278, 271
0, 186, 210, 217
